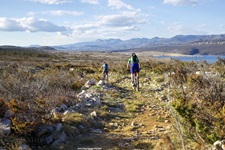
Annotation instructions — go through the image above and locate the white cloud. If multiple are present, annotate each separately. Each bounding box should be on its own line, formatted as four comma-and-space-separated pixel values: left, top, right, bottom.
71, 10, 147, 34
0, 17, 67, 32
108, 0, 133, 10
164, 0, 198, 6
98, 11, 148, 27
71, 24, 139, 41
0, 18, 25, 31
28, 10, 84, 16
71, 23, 99, 36
30, 0, 72, 4
69, 11, 147, 40
80, 0, 100, 4
20, 17, 66, 32
30, 0, 100, 4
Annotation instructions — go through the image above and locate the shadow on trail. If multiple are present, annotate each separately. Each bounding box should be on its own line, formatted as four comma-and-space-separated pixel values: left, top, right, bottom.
63, 132, 153, 150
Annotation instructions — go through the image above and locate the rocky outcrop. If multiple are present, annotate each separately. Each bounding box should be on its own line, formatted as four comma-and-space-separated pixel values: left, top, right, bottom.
35, 123, 67, 146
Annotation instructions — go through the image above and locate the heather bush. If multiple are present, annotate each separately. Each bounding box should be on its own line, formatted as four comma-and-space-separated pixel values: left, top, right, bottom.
169, 61, 225, 146
0, 61, 86, 136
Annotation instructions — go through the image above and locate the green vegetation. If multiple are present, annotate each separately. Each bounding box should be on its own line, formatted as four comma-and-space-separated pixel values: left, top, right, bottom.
0, 46, 53, 58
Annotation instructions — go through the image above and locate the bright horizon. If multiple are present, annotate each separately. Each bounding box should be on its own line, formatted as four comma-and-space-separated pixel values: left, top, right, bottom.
0, 0, 225, 46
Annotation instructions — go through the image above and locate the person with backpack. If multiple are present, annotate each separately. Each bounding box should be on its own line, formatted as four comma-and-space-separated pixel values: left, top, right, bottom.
127, 53, 141, 86
100, 62, 108, 81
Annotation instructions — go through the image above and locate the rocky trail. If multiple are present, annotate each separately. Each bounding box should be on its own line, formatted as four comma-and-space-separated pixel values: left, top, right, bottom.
54, 72, 177, 150
1, 63, 224, 150
1, 51, 225, 150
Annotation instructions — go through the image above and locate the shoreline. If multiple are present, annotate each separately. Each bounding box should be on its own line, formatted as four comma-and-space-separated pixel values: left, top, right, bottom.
115, 51, 186, 57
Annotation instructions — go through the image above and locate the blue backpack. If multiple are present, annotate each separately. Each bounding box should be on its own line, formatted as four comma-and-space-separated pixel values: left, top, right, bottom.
103, 63, 108, 71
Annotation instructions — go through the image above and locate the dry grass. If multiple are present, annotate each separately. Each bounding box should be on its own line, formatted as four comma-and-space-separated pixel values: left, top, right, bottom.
0, 50, 224, 149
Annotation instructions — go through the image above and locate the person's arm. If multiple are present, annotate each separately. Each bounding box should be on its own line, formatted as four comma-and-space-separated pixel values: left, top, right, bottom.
99, 65, 103, 71
127, 58, 131, 70
127, 61, 130, 70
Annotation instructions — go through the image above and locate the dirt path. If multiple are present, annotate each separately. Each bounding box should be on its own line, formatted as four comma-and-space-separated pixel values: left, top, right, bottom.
63, 73, 177, 150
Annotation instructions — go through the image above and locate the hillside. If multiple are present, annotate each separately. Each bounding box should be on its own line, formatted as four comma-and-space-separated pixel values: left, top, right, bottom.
1, 34, 225, 55
53, 34, 225, 55
130, 40, 225, 55
0, 51, 224, 149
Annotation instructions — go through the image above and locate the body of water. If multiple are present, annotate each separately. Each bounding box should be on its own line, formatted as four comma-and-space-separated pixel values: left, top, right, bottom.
152, 55, 225, 64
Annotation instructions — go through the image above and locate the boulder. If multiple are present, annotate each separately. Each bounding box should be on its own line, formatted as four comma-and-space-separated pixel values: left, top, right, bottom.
85, 79, 96, 86
213, 140, 225, 150
0, 118, 11, 135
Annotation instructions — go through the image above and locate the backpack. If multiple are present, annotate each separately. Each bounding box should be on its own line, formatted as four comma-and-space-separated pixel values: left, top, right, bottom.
103, 63, 108, 71
132, 55, 138, 63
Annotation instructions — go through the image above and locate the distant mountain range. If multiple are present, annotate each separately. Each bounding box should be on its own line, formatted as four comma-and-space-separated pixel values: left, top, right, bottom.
52, 34, 225, 55
1, 34, 225, 55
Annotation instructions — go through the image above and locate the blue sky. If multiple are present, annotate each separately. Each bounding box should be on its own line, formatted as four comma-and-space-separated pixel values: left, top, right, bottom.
0, 0, 225, 46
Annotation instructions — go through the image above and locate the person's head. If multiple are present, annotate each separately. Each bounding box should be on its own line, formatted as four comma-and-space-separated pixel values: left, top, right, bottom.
131, 53, 138, 62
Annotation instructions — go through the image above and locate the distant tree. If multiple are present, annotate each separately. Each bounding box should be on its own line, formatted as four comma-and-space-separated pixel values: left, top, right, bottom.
188, 48, 199, 55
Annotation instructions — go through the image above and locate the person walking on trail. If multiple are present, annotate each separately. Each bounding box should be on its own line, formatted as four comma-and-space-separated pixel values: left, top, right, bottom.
100, 62, 109, 81
127, 53, 141, 86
